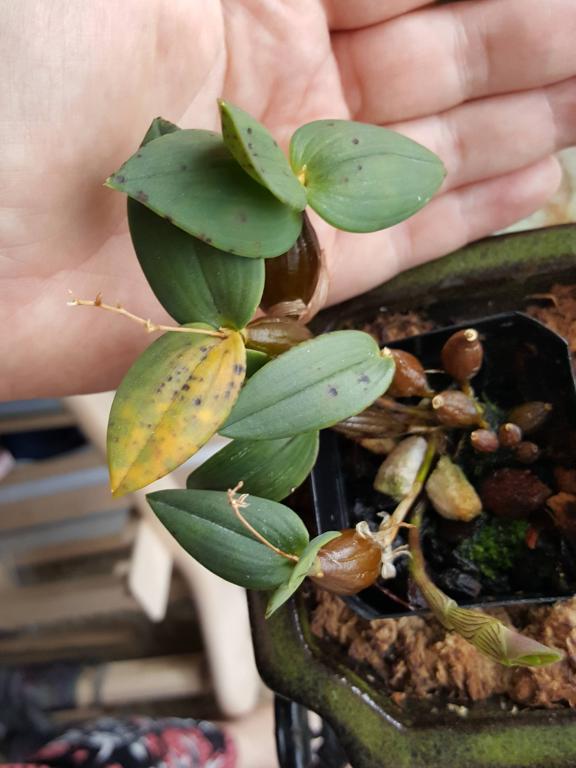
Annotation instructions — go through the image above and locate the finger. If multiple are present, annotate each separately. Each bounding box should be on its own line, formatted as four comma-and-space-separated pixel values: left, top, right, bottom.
394, 77, 576, 193
397, 156, 563, 271
323, 0, 434, 30
327, 156, 562, 304
334, 0, 576, 123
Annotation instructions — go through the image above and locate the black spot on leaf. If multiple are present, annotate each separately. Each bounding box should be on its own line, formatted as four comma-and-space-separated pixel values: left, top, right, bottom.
136, 190, 149, 203
327, 386, 338, 398
352, 138, 359, 145
115, 174, 126, 184
193, 397, 202, 406
358, 373, 370, 384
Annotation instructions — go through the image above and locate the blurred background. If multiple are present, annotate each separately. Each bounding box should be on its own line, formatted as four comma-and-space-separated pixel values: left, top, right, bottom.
0, 393, 275, 766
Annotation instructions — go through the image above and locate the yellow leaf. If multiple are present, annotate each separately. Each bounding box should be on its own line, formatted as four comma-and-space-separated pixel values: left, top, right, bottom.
107, 329, 245, 496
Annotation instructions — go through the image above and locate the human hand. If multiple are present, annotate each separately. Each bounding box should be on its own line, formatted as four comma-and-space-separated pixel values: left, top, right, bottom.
1, 0, 575, 399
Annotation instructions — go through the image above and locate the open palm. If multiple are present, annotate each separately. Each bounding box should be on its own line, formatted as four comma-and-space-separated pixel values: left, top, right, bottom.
2, 0, 576, 399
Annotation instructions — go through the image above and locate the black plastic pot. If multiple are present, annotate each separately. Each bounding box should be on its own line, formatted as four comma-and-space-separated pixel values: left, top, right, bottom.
310, 311, 576, 620
249, 225, 576, 768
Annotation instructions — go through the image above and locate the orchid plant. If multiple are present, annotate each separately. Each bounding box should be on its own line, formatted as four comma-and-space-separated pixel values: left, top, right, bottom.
70, 100, 561, 668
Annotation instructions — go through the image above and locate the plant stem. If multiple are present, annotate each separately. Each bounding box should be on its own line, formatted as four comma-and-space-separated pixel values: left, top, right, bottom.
376, 396, 436, 421
379, 438, 437, 548
408, 503, 562, 667
67, 294, 227, 338
460, 382, 490, 429
374, 583, 413, 611
408, 502, 462, 619
227, 483, 299, 563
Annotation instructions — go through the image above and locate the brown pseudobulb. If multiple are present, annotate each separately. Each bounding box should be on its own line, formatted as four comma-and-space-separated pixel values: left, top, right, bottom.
309, 529, 381, 596
386, 349, 431, 398
441, 328, 483, 383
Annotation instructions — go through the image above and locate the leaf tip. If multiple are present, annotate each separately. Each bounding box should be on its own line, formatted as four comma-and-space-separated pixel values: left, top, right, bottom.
498, 625, 564, 667
265, 595, 286, 619
108, 464, 138, 498
110, 481, 126, 499
512, 650, 564, 667
105, 173, 126, 191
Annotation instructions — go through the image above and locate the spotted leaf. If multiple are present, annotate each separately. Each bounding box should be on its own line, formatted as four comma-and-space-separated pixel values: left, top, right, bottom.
289, 120, 445, 232
107, 327, 246, 496
221, 331, 395, 440
219, 100, 306, 211
140, 116, 180, 145
106, 129, 302, 258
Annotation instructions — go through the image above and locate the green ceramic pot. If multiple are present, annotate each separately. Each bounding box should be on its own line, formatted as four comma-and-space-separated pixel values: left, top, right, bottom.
250, 225, 576, 768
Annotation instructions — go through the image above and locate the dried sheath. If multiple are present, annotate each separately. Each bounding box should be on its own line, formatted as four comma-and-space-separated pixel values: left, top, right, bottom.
426, 456, 482, 522
374, 436, 428, 500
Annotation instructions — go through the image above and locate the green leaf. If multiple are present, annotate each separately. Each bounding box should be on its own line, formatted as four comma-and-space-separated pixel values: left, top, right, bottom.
289, 120, 445, 232
219, 100, 307, 211
148, 489, 309, 589
107, 130, 303, 258
107, 328, 246, 496
131, 117, 265, 329
128, 201, 265, 328
246, 349, 270, 378
266, 531, 341, 617
221, 330, 395, 440
187, 432, 319, 501
141, 116, 180, 145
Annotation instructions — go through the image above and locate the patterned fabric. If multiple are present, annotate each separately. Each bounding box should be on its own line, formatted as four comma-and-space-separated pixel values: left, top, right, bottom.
2, 717, 236, 768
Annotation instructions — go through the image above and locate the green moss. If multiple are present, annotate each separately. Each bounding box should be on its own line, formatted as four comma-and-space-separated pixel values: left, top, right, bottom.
457, 517, 529, 581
